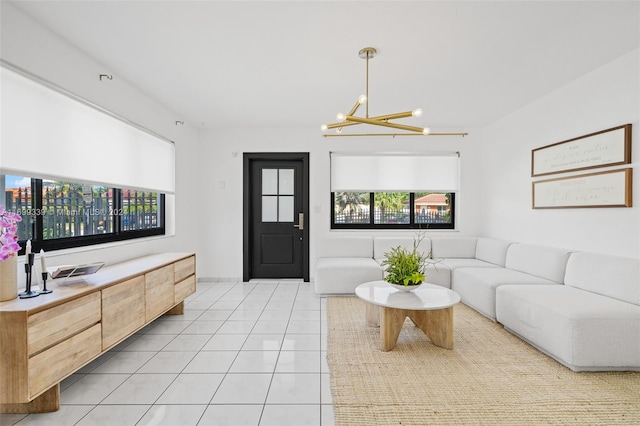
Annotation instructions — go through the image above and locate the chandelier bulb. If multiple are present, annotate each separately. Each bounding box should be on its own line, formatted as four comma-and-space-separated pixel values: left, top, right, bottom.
336, 127, 343, 134
413, 108, 423, 117
422, 127, 431, 135
321, 124, 328, 132
358, 94, 367, 104
336, 112, 345, 121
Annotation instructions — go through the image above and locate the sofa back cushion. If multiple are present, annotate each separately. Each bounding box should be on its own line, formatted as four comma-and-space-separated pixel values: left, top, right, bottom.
431, 237, 477, 259
475, 238, 512, 266
565, 252, 639, 305
316, 237, 373, 258
373, 237, 432, 262
505, 243, 571, 283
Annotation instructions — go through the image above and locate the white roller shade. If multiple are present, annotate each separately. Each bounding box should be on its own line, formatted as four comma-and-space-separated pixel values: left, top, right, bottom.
1, 65, 175, 193
331, 152, 459, 192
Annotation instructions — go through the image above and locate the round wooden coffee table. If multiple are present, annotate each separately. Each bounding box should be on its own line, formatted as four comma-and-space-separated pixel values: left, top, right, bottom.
355, 281, 461, 351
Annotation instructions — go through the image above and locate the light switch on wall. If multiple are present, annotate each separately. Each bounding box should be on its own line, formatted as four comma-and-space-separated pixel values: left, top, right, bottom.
219, 181, 226, 189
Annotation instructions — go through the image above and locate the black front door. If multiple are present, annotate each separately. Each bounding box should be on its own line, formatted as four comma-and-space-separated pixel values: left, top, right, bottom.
243, 153, 309, 281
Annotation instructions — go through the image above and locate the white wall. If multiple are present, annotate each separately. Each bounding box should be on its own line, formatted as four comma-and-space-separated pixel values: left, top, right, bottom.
480, 49, 640, 258
1, 3, 203, 286
200, 127, 482, 280
6, 1, 636, 286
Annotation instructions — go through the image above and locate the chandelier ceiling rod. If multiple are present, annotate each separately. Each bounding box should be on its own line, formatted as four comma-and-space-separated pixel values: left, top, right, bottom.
321, 46, 468, 137
364, 47, 371, 118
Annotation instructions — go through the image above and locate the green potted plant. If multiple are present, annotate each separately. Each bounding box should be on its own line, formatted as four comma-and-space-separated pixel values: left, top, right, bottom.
381, 233, 432, 291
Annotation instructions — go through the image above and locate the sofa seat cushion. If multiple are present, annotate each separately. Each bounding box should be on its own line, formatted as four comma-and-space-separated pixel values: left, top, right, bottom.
315, 258, 383, 294
452, 267, 557, 320
496, 285, 640, 371
440, 258, 501, 270
421, 259, 500, 289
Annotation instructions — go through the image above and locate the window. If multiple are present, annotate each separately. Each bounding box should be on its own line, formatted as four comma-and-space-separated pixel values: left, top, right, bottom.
2, 174, 165, 253
330, 152, 458, 230
332, 192, 455, 229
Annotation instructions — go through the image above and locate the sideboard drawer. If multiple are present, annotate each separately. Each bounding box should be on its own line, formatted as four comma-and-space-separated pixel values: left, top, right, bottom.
174, 256, 195, 283
28, 323, 101, 399
27, 293, 101, 356
175, 275, 196, 304
102, 276, 145, 350
145, 264, 174, 322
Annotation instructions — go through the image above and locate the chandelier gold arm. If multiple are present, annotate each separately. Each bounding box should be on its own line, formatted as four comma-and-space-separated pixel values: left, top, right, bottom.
325, 121, 359, 130
324, 110, 416, 130
322, 132, 468, 138
345, 115, 426, 134
371, 111, 415, 121
346, 99, 362, 117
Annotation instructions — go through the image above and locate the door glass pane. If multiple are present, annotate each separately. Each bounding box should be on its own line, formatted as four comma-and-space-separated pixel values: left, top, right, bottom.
262, 196, 278, 222
279, 169, 294, 195
278, 196, 294, 222
262, 169, 277, 195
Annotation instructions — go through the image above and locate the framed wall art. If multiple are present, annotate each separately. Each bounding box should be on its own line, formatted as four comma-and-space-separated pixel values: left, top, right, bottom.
532, 168, 632, 209
531, 124, 631, 177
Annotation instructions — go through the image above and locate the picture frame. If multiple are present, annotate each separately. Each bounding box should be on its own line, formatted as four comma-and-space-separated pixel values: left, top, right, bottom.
531, 124, 631, 177
532, 168, 632, 209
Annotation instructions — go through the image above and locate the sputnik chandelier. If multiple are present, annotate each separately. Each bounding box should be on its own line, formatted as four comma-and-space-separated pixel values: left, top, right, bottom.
321, 47, 467, 137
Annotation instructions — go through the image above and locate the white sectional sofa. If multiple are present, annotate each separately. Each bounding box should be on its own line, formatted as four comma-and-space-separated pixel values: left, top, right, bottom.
315, 236, 510, 293
314, 235, 640, 371
496, 252, 640, 371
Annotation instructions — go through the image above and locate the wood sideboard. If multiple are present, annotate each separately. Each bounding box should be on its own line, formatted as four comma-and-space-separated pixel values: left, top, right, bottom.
0, 252, 196, 414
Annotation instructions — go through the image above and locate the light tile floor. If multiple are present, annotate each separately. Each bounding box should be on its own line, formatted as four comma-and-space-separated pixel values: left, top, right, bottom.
2, 280, 335, 426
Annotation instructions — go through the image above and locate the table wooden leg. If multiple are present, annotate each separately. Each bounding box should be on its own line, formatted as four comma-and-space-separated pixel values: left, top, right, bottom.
380, 307, 407, 351
407, 307, 454, 349
365, 302, 380, 327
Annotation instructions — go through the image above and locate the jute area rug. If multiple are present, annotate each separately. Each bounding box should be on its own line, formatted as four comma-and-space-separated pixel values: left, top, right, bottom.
326, 297, 640, 426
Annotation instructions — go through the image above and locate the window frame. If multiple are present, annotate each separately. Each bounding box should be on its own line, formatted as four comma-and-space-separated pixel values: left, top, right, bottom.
9, 177, 165, 254
331, 192, 455, 230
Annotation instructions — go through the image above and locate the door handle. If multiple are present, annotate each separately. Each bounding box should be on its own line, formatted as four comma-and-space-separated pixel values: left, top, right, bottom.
294, 213, 304, 230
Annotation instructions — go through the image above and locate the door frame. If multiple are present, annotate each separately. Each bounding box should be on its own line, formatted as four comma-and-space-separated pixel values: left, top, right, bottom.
243, 152, 310, 282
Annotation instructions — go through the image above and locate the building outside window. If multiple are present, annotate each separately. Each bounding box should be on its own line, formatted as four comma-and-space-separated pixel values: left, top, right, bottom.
2, 174, 164, 253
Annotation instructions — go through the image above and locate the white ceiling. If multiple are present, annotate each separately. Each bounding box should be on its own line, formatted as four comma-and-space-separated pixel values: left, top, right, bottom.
6, 1, 640, 132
